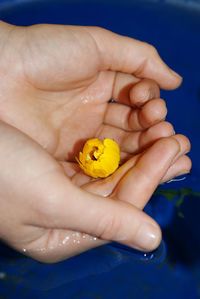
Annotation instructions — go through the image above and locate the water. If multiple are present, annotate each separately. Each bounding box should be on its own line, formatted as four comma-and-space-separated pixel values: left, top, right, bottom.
0, 0, 200, 298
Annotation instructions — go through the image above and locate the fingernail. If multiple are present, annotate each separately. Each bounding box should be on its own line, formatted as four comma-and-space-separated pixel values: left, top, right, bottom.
134, 222, 161, 251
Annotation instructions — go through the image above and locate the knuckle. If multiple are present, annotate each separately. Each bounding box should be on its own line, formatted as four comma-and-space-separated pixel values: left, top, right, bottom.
148, 44, 158, 56
142, 42, 158, 56
91, 26, 105, 33
95, 212, 122, 241
89, 26, 108, 38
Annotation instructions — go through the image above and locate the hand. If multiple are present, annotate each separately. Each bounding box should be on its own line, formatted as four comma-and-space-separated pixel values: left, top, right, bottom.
0, 122, 191, 263
0, 22, 182, 161
0, 22, 191, 262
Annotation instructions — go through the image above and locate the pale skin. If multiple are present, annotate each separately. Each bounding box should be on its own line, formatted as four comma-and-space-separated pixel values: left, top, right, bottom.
0, 22, 191, 262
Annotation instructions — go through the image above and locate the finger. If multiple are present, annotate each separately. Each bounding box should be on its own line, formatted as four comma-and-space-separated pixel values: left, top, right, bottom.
122, 121, 174, 154
26, 153, 191, 262
45, 176, 161, 252
98, 121, 174, 155
170, 134, 191, 164
160, 155, 191, 184
83, 154, 192, 198
87, 27, 182, 89
71, 171, 94, 186
104, 98, 167, 131
129, 78, 160, 107
84, 134, 191, 197
82, 154, 140, 197
111, 72, 140, 105
83, 154, 191, 198
60, 161, 80, 177
115, 133, 191, 209
160, 134, 191, 183
60, 161, 93, 186
112, 75, 160, 106
115, 137, 181, 209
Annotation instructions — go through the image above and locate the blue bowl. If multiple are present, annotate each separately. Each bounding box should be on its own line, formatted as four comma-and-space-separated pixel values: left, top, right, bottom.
0, 1, 200, 298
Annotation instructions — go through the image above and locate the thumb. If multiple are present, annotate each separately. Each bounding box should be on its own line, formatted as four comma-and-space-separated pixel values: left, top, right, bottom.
87, 27, 182, 90
47, 176, 161, 252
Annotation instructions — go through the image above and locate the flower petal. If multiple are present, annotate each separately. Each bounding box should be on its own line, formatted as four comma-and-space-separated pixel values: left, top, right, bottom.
78, 138, 120, 178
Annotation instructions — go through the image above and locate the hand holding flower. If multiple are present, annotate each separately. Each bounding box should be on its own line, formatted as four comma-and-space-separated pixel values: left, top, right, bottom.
0, 22, 191, 262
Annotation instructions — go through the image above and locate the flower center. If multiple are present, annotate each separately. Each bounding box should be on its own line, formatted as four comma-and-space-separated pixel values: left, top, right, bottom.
89, 147, 99, 161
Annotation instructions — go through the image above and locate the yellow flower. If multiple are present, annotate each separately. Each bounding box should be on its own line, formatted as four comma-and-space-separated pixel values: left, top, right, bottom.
78, 138, 120, 178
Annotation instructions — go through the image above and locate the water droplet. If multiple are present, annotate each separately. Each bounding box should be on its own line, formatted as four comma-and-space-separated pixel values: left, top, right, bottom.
89, 236, 98, 241
62, 235, 70, 244
36, 247, 46, 252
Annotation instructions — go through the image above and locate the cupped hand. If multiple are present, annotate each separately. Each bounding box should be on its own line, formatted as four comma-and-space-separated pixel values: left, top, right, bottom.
0, 121, 191, 262
0, 22, 181, 161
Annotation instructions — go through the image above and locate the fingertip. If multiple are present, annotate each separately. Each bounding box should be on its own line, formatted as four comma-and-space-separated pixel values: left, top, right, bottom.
186, 156, 192, 173
161, 136, 181, 155
130, 79, 160, 106
155, 67, 183, 90
172, 134, 191, 154
170, 69, 183, 86
139, 98, 168, 128
132, 220, 162, 252
88, 28, 183, 90
136, 41, 183, 90
165, 73, 183, 90
161, 155, 192, 184
151, 121, 174, 137
142, 121, 175, 147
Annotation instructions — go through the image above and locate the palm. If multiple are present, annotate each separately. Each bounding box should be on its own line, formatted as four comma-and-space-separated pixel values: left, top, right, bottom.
24, 69, 113, 161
